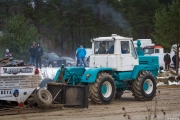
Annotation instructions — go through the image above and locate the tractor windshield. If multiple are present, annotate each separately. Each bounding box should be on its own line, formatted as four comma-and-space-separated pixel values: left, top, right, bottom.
94, 41, 114, 54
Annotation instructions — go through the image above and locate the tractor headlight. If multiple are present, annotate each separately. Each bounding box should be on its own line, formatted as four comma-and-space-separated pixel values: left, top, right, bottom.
86, 74, 91, 80
86, 74, 91, 77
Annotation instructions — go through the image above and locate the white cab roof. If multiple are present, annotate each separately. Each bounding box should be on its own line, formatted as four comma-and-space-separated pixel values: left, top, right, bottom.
93, 34, 132, 41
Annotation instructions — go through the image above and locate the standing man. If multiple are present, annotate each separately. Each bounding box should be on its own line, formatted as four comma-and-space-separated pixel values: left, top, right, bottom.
35, 42, 43, 69
164, 51, 171, 71
29, 42, 36, 66
172, 52, 180, 70
77, 44, 87, 67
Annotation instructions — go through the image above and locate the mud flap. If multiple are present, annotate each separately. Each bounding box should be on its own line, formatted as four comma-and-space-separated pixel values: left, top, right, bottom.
47, 83, 89, 108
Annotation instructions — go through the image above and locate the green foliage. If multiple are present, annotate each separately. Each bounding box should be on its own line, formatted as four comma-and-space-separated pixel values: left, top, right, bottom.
0, 0, 173, 57
152, 0, 180, 48
112, 0, 160, 39
152, 0, 180, 73
0, 14, 40, 62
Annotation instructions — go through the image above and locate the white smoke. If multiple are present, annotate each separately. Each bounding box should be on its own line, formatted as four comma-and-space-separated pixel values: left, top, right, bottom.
96, 1, 131, 33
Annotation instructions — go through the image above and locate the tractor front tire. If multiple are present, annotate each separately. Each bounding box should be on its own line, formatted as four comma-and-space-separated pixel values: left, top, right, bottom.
89, 72, 116, 104
131, 71, 156, 101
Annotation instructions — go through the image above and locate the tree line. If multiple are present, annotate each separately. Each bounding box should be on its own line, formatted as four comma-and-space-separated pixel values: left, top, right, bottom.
0, 0, 179, 64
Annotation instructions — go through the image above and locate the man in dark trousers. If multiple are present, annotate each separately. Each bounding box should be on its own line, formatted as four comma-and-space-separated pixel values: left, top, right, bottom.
29, 42, 36, 66
172, 52, 180, 70
164, 51, 171, 71
35, 42, 43, 69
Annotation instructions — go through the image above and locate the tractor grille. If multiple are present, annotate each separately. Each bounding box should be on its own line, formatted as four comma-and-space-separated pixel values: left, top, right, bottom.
139, 61, 148, 65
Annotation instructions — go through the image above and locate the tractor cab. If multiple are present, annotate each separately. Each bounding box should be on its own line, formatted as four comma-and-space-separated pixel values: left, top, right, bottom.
89, 34, 139, 71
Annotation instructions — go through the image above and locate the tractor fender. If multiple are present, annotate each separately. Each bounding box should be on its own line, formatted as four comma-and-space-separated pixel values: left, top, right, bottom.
131, 65, 158, 79
81, 67, 114, 83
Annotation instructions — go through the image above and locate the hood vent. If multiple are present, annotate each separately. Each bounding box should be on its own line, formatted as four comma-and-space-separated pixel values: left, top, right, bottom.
139, 61, 148, 64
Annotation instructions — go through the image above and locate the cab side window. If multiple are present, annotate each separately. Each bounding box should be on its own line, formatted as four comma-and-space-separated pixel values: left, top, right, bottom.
121, 41, 130, 54
94, 41, 114, 54
155, 49, 159, 53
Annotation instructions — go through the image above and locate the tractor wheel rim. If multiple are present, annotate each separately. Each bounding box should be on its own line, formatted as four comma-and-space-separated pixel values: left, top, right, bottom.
143, 79, 153, 94
101, 81, 112, 98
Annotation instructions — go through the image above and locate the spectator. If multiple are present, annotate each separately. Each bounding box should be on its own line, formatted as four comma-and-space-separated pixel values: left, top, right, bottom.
5, 49, 12, 58
77, 44, 87, 67
172, 52, 180, 70
35, 42, 43, 69
98, 41, 106, 54
29, 42, 36, 66
4, 49, 17, 66
108, 45, 114, 54
164, 51, 171, 70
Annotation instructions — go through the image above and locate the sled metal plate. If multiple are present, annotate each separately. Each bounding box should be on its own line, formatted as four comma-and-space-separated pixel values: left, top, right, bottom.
0, 75, 41, 89
63, 85, 89, 108
47, 83, 89, 108
47, 83, 64, 104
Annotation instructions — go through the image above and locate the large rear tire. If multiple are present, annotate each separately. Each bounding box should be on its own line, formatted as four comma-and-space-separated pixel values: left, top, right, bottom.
131, 71, 156, 101
89, 72, 116, 104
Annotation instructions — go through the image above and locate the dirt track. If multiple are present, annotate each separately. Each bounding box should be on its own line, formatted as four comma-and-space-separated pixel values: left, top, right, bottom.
0, 85, 180, 120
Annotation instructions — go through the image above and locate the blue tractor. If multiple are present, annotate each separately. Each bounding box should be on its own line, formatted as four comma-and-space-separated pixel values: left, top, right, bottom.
50, 34, 159, 104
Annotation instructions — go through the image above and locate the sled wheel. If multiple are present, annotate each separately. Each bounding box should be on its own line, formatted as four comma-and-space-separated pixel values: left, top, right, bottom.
34, 88, 52, 107
89, 72, 116, 104
131, 71, 156, 101
39, 78, 54, 88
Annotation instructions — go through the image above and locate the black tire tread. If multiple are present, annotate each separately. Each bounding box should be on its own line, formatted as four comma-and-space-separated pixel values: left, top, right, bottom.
131, 71, 157, 101
89, 72, 116, 104
115, 89, 124, 98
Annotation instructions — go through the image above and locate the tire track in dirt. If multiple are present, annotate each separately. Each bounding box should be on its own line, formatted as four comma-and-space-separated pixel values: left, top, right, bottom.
0, 86, 180, 120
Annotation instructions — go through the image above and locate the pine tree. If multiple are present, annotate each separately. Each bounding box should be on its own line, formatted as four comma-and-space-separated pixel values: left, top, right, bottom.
152, 0, 180, 73
0, 14, 39, 62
